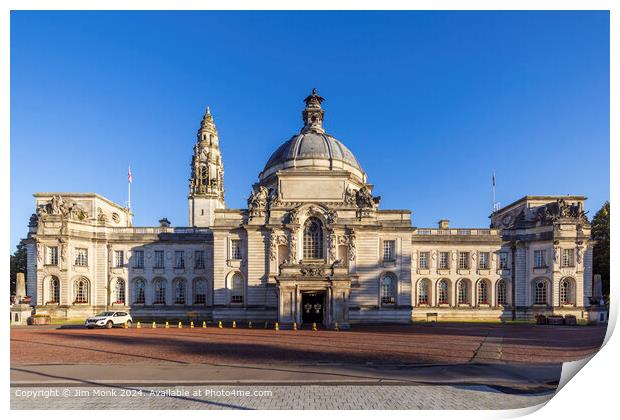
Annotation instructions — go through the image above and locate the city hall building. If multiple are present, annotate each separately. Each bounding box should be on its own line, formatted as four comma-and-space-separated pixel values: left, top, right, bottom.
24, 90, 595, 327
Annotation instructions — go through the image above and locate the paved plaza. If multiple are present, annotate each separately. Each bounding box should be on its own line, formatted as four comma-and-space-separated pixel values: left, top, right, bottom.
10, 323, 604, 410
11, 384, 554, 410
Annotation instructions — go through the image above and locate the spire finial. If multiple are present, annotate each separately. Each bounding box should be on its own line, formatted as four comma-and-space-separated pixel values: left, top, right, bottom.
301, 88, 325, 134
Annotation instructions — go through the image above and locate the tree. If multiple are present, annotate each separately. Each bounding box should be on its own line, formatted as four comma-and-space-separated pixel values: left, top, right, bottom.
10, 240, 28, 295
591, 201, 610, 298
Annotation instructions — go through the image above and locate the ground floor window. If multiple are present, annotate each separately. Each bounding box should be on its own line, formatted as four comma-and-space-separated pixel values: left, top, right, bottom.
438, 280, 449, 305
114, 279, 125, 304
134, 279, 145, 304
154, 279, 166, 304
560, 279, 572, 305
49, 277, 60, 303
194, 279, 207, 304
477, 281, 488, 305
535, 280, 548, 305
418, 279, 429, 305
73, 278, 89, 304
231, 273, 244, 304
496, 280, 507, 306
380, 273, 396, 305
174, 280, 186, 304
457, 280, 469, 305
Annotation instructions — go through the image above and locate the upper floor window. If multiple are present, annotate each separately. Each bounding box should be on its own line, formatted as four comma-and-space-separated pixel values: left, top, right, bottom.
154, 251, 165, 269
175, 251, 185, 269
534, 250, 547, 268
231, 239, 242, 260
46, 246, 59, 265
383, 240, 396, 262
380, 273, 396, 305
562, 249, 575, 268
133, 250, 144, 269
499, 252, 508, 269
439, 252, 450, 269
418, 252, 429, 269
303, 217, 323, 260
478, 252, 490, 269
114, 250, 124, 268
458, 252, 470, 270
74, 248, 88, 267
195, 250, 205, 269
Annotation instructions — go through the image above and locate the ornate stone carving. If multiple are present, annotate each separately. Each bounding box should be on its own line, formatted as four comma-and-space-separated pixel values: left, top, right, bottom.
28, 213, 38, 228
327, 231, 336, 262
347, 230, 356, 261
300, 266, 325, 276
269, 231, 289, 262
97, 207, 108, 223
36, 242, 42, 262
247, 185, 269, 220
325, 209, 337, 224
36, 195, 88, 221
288, 229, 298, 264
344, 187, 357, 206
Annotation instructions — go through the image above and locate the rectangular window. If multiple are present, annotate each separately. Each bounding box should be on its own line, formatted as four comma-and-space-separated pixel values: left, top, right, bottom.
133, 250, 144, 269
562, 248, 575, 267
458, 252, 469, 270
534, 250, 547, 268
383, 240, 396, 262
154, 250, 165, 269
74, 248, 88, 266
231, 239, 242, 260
479, 252, 490, 269
46, 246, 59, 265
418, 251, 429, 269
439, 252, 449, 269
195, 250, 205, 269
499, 252, 508, 269
114, 250, 124, 268
175, 251, 185, 269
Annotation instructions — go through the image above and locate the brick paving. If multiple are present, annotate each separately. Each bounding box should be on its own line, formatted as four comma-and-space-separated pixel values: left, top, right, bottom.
10, 384, 553, 410
10, 323, 606, 366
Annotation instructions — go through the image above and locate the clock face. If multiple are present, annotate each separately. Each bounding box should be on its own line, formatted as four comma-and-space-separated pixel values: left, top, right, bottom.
112, 213, 120, 223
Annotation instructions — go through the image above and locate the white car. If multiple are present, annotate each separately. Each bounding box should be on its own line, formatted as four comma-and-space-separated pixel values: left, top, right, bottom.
85, 311, 133, 329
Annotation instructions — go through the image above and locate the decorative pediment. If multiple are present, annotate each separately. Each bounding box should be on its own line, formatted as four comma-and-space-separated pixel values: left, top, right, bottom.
36, 195, 88, 221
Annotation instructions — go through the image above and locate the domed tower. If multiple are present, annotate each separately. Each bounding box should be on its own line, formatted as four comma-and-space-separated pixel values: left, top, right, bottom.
188, 107, 225, 227
258, 89, 368, 203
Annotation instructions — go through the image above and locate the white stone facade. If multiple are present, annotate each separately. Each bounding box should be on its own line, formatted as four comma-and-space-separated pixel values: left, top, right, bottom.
24, 90, 595, 326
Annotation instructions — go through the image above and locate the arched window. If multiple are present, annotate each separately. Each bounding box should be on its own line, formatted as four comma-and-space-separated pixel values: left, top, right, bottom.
154, 278, 166, 304
134, 279, 145, 304
114, 279, 126, 304
418, 279, 430, 305
49, 277, 60, 304
560, 279, 572, 305
438, 279, 449, 305
477, 281, 489, 305
231, 273, 244, 304
457, 280, 469, 305
303, 217, 323, 259
496, 279, 507, 306
73, 277, 89, 304
535, 280, 547, 305
194, 279, 207, 305
380, 273, 396, 305
174, 279, 186, 304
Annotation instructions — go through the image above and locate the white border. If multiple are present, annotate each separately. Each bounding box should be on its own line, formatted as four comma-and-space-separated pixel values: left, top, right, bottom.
2, 2, 616, 419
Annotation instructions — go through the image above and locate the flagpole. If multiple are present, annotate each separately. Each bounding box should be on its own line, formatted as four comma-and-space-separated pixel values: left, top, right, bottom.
127, 166, 132, 211
492, 171, 496, 213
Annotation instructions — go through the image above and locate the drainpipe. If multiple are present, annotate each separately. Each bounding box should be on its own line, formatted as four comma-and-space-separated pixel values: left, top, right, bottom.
511, 241, 517, 321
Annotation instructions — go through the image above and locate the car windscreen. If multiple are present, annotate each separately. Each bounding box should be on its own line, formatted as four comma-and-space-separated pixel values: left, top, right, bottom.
96, 312, 115, 317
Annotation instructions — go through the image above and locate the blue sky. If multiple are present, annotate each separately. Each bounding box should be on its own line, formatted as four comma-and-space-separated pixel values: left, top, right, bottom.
10, 11, 609, 251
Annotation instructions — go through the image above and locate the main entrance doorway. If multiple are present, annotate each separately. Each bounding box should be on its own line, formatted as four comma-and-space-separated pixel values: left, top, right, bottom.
301, 291, 325, 325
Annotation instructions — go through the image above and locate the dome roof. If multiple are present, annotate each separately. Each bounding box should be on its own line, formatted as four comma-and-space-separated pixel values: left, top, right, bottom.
259, 89, 365, 182
263, 132, 362, 173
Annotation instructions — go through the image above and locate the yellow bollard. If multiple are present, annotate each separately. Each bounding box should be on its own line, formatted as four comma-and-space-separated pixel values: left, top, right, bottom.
335, 322, 339, 331
165, 321, 169, 329
136, 321, 141, 329
312, 322, 317, 331
123, 321, 128, 329
248, 321, 252, 329
152, 321, 156, 329
293, 322, 297, 331
232, 320, 237, 329
275, 322, 279, 331
202, 321, 207, 328
218, 320, 223, 329
178, 321, 182, 329
190, 321, 194, 329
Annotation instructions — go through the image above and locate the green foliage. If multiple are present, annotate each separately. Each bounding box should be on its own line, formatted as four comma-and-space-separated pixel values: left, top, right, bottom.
10, 240, 28, 295
591, 201, 610, 297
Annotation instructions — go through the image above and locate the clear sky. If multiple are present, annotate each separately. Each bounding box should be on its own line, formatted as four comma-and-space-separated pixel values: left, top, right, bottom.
10, 11, 609, 251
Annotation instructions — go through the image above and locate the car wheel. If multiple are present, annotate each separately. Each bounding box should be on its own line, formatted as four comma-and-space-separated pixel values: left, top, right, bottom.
87, 326, 94, 329
125, 320, 132, 328
106, 320, 113, 329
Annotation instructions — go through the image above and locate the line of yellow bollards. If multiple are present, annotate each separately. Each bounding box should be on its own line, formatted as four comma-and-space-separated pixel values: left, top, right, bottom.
129, 320, 341, 331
